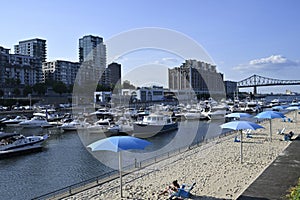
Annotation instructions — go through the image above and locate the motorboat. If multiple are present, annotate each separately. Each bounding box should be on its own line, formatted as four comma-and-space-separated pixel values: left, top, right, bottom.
244, 101, 262, 113
208, 104, 230, 120
107, 117, 133, 135
184, 109, 210, 120
33, 108, 64, 122
2, 115, 28, 126
18, 116, 51, 128
60, 119, 89, 131
0, 133, 48, 151
131, 113, 178, 138
124, 108, 138, 119
0, 132, 48, 158
88, 108, 114, 120
0, 116, 14, 127
87, 118, 111, 133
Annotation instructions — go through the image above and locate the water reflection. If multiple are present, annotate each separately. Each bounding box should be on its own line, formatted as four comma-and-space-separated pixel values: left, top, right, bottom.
0, 119, 226, 200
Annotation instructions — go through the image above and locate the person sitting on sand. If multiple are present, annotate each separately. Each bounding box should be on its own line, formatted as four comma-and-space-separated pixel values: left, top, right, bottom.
159, 180, 180, 196
284, 131, 294, 141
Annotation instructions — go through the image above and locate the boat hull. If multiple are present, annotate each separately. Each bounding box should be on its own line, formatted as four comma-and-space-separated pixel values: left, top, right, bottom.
131, 122, 178, 138
0, 144, 43, 159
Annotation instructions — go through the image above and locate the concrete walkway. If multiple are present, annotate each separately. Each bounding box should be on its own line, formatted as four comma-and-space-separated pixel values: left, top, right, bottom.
238, 135, 300, 200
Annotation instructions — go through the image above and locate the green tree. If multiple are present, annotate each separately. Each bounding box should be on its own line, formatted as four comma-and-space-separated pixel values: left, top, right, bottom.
96, 84, 111, 91
33, 83, 47, 96
53, 81, 68, 95
123, 80, 135, 89
23, 85, 33, 96
13, 88, 21, 96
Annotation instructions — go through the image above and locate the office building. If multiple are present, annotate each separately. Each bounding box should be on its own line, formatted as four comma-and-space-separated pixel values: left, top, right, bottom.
168, 59, 225, 100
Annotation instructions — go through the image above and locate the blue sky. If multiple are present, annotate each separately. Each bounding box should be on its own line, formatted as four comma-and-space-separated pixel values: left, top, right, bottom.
1, 0, 300, 93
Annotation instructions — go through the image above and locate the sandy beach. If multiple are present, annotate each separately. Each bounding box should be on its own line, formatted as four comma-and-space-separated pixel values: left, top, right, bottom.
64, 112, 298, 200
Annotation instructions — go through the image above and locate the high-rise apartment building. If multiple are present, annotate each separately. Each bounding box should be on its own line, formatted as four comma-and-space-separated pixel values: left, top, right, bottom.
78, 35, 106, 83
14, 38, 46, 83
107, 62, 121, 87
43, 60, 80, 85
0, 46, 40, 95
14, 38, 46, 62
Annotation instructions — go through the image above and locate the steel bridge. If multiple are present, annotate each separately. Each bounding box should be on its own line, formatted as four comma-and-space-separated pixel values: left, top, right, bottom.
237, 74, 300, 94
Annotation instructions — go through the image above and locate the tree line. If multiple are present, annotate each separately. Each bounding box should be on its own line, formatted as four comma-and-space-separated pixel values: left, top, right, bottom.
0, 78, 136, 97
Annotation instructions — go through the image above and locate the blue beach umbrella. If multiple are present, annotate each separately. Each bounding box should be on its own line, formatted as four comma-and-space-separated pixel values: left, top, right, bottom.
255, 111, 285, 141
221, 121, 264, 163
225, 112, 252, 119
87, 136, 151, 197
271, 105, 285, 111
286, 106, 300, 122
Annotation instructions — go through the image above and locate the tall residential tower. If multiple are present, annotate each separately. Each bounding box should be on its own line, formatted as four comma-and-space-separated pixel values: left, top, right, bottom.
78, 35, 106, 83
14, 38, 46, 62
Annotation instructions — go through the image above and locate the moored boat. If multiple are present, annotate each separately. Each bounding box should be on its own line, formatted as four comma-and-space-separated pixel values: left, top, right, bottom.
60, 119, 89, 131
2, 115, 28, 126
87, 119, 111, 133
107, 117, 133, 135
131, 113, 178, 138
0, 133, 48, 158
18, 116, 51, 128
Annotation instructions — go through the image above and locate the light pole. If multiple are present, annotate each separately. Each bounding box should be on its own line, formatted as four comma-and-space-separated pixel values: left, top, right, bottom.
28, 93, 32, 107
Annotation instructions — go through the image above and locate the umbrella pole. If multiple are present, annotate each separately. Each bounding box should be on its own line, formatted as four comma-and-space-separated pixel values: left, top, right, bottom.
269, 119, 272, 142
240, 130, 243, 164
119, 151, 123, 198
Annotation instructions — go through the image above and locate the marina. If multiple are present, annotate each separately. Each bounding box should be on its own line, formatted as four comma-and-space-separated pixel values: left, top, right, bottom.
0, 109, 225, 200
0, 95, 299, 199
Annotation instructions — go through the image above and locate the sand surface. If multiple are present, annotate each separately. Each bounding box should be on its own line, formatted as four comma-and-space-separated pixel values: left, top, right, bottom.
64, 112, 298, 200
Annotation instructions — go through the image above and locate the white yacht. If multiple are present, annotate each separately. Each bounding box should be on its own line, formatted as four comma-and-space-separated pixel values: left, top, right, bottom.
131, 113, 178, 138
107, 117, 133, 135
184, 109, 210, 120
208, 104, 230, 120
18, 116, 50, 128
60, 119, 89, 131
244, 101, 262, 113
2, 116, 28, 126
87, 119, 111, 134
0, 132, 48, 158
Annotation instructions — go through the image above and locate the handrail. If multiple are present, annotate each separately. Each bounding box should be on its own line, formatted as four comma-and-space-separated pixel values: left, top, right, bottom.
32, 130, 236, 200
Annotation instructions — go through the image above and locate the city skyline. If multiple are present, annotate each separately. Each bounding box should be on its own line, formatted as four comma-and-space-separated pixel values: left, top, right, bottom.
1, 0, 300, 93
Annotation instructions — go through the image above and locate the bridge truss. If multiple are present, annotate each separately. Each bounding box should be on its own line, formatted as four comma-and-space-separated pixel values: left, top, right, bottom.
237, 74, 300, 94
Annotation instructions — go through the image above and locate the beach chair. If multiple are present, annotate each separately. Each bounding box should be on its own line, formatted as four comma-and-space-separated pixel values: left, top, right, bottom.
234, 136, 240, 142
282, 118, 286, 122
169, 183, 196, 199
277, 127, 286, 135
245, 129, 252, 138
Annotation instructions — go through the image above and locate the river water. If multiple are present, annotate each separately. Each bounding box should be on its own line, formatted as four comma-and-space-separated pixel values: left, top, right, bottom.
0, 119, 227, 200
2, 94, 300, 200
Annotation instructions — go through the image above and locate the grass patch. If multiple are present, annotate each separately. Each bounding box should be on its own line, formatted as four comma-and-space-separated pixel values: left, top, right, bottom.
286, 177, 300, 200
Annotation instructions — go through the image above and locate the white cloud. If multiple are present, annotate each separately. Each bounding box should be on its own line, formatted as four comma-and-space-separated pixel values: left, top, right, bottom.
233, 55, 299, 72
249, 55, 295, 65
153, 57, 182, 66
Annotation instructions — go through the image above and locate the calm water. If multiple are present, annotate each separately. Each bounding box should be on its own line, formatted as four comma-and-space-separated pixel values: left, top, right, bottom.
0, 119, 226, 200
2, 93, 299, 200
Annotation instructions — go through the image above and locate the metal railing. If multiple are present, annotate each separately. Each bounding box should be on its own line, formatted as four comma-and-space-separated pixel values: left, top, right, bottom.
32, 130, 236, 200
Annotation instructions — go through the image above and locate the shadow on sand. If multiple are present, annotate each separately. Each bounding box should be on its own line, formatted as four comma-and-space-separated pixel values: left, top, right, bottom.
189, 194, 231, 200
